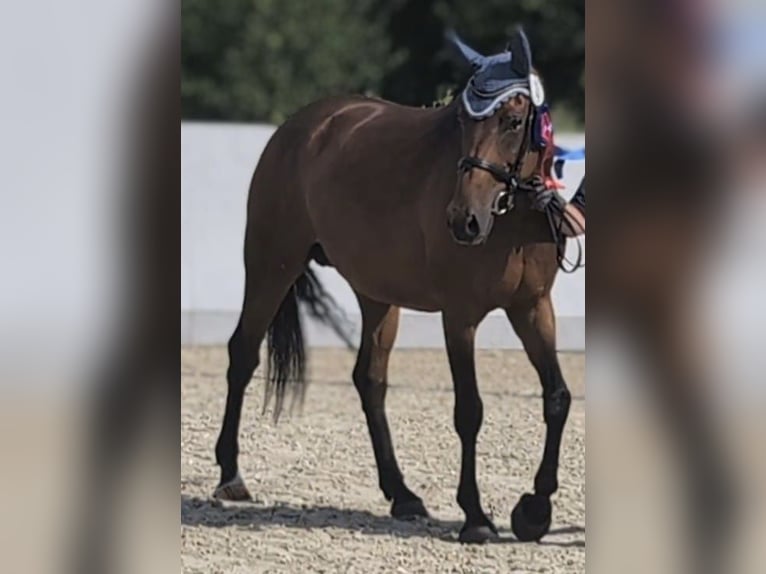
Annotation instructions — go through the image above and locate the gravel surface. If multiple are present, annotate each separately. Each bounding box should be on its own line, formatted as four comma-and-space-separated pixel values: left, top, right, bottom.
182, 347, 585, 573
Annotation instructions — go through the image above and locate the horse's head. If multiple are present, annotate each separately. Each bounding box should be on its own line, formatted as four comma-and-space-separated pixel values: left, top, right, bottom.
446, 28, 546, 245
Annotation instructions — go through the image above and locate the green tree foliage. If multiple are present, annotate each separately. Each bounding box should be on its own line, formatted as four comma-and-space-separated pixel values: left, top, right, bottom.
182, 0, 402, 124
182, 0, 583, 126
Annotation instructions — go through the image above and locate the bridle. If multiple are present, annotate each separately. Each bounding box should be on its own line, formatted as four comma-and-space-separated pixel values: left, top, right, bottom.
456, 105, 543, 217
455, 103, 584, 273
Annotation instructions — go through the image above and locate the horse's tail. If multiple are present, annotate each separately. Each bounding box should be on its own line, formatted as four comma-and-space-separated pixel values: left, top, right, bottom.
265, 266, 354, 421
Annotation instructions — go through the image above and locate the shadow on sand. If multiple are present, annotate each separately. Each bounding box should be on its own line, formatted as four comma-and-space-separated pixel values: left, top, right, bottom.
181, 495, 585, 548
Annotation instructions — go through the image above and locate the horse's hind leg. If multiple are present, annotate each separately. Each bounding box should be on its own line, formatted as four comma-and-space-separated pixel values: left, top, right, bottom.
213, 251, 307, 500
506, 296, 571, 541
352, 293, 427, 518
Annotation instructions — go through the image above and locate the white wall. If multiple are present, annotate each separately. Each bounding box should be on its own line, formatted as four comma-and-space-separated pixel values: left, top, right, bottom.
182, 121, 585, 349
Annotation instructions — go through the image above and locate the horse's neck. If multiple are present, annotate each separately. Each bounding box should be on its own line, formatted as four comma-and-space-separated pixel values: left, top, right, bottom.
426, 98, 461, 144
420, 99, 462, 174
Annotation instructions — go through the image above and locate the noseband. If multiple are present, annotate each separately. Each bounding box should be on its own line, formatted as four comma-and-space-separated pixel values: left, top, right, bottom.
456, 109, 543, 216
456, 157, 516, 215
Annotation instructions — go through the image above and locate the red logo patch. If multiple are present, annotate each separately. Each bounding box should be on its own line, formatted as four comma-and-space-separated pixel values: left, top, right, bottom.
540, 111, 553, 146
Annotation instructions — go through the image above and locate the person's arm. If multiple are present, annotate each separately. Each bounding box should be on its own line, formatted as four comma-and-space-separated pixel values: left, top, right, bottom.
561, 178, 585, 237
531, 177, 586, 237
562, 203, 585, 237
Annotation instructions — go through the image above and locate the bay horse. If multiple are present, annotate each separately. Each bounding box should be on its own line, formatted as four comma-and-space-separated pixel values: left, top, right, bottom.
213, 29, 574, 544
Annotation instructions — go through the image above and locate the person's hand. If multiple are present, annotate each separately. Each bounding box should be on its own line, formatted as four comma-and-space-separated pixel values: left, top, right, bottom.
531, 186, 567, 213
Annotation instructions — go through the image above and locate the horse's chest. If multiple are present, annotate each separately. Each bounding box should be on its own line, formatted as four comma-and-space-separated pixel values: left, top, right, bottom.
473, 254, 531, 304
427, 245, 533, 309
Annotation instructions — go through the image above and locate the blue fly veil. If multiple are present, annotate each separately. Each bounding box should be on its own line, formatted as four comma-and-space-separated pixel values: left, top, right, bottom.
447, 28, 546, 120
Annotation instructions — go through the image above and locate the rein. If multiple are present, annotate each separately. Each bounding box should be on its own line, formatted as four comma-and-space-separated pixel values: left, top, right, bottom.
545, 200, 584, 274
456, 108, 584, 273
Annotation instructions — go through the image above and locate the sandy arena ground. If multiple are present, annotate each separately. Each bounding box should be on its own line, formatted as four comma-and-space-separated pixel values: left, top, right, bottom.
182, 347, 585, 573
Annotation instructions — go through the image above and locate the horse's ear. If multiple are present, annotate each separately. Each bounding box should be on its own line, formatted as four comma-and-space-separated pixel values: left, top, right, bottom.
507, 26, 532, 77
445, 29, 486, 69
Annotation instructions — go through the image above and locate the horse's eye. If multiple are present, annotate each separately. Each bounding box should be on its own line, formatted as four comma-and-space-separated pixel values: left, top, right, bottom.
503, 116, 524, 132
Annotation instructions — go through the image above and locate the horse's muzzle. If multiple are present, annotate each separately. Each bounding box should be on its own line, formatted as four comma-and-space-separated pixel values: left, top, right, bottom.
447, 209, 488, 246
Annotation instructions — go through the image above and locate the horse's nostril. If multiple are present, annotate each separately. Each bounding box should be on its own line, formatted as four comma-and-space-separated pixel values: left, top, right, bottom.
466, 214, 480, 239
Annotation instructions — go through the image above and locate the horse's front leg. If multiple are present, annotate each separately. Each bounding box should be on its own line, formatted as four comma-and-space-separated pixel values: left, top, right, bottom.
443, 311, 498, 543
506, 296, 571, 541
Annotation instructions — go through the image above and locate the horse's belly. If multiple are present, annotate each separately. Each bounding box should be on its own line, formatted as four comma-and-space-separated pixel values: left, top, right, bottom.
317, 233, 442, 311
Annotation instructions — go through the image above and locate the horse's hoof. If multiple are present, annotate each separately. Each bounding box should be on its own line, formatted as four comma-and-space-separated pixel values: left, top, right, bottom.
391, 497, 429, 519
459, 522, 499, 544
511, 493, 552, 542
213, 473, 252, 501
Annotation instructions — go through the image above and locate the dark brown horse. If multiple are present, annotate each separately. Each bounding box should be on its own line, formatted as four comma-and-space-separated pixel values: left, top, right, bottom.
214, 29, 573, 544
